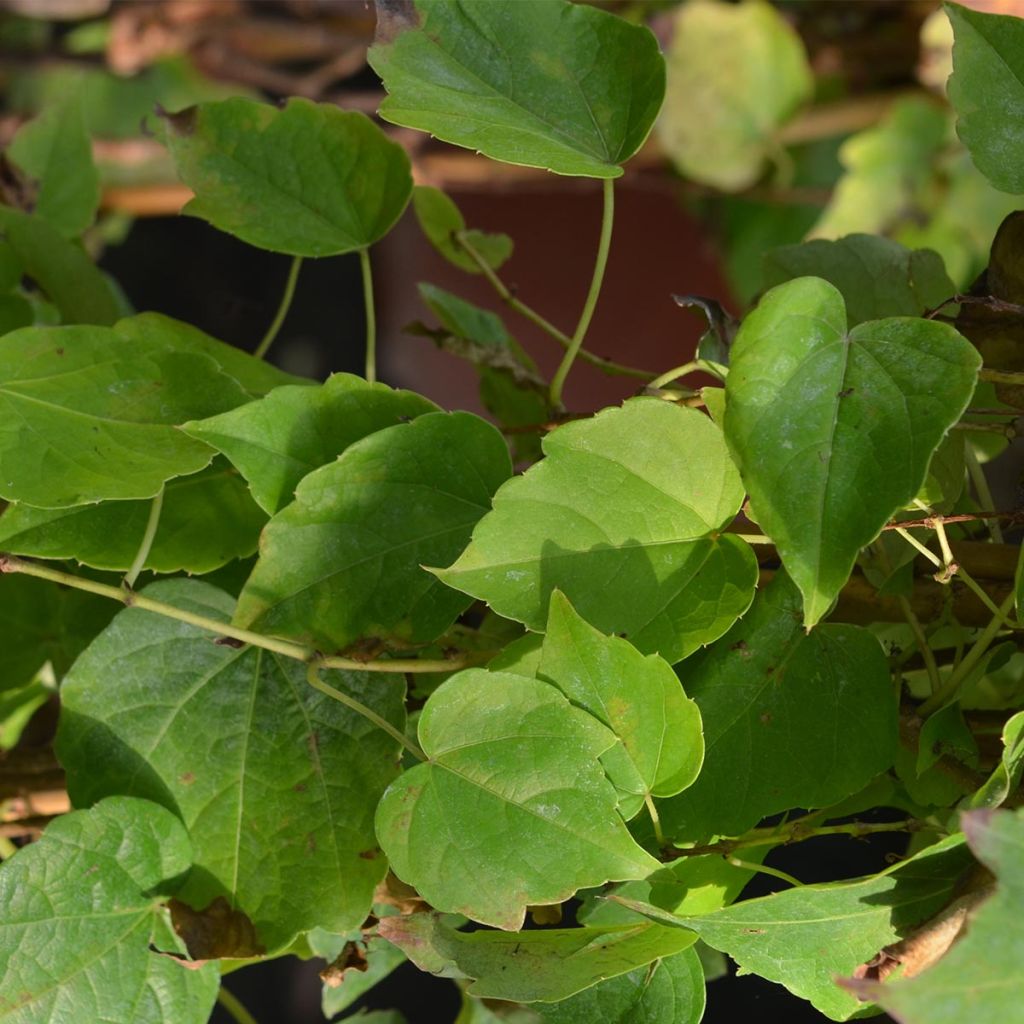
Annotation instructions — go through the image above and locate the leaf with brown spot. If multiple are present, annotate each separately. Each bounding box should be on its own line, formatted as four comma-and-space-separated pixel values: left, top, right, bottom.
169, 896, 265, 962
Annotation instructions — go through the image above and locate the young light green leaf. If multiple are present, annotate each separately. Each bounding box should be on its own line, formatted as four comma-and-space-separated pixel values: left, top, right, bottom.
0, 459, 266, 574
619, 833, 973, 1021
537, 949, 705, 1024
762, 235, 955, 327
56, 580, 406, 953
966, 710, 1024, 810
0, 678, 49, 751
724, 276, 980, 626
369, 0, 665, 179
162, 97, 413, 256
845, 809, 1024, 1023
375, 669, 660, 930
235, 411, 511, 651
0, 796, 219, 1024
0, 324, 249, 507
661, 572, 897, 841
183, 374, 439, 514
0, 207, 120, 325
947, 3, 1024, 194
6, 95, 100, 238
412, 186, 513, 273
539, 591, 703, 819
437, 399, 757, 664
657, 0, 813, 191
378, 912, 695, 1003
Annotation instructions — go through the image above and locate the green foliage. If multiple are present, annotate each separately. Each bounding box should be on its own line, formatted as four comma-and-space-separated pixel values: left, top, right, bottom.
412, 186, 513, 273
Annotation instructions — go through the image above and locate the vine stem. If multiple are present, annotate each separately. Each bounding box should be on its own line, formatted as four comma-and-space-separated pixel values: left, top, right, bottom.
360, 247, 377, 383
550, 177, 615, 407
454, 230, 649, 380
0, 554, 489, 674
647, 361, 703, 391
123, 486, 164, 590
644, 793, 665, 848
965, 446, 1004, 544
253, 255, 302, 360
307, 662, 426, 762
217, 986, 259, 1024
728, 857, 802, 888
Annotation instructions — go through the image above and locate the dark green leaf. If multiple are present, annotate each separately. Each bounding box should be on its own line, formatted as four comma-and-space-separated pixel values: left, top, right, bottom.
438, 399, 757, 663
375, 669, 660, 930
724, 276, 980, 626
369, 0, 665, 179
235, 411, 511, 651
412, 186, 513, 273
0, 293, 32, 335
162, 97, 413, 256
661, 572, 898, 841
0, 796, 219, 1023
56, 580, 406, 952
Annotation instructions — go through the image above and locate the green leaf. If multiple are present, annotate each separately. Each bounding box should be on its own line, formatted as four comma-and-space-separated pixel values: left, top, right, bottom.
162, 97, 413, 256
0, 572, 115, 691
379, 912, 695, 1003
183, 373, 439, 515
657, 0, 813, 191
846, 809, 1024, 1022
724, 276, 980, 626
0, 207, 120, 325
6, 95, 100, 237
0, 460, 266, 574
369, 0, 665, 179
0, 294, 32, 335
967, 710, 1024, 810
660, 572, 898, 841
235, 411, 511, 651
437, 399, 757, 664
762, 235, 955, 327
375, 669, 660, 929
0, 324, 249, 507
539, 591, 704, 819
309, 931, 406, 1019
917, 703, 978, 776
947, 3, 1024, 195
537, 949, 705, 1024
0, 678, 49, 750
619, 833, 973, 1021
412, 186, 513, 273
0, 796, 219, 1023
56, 579, 406, 952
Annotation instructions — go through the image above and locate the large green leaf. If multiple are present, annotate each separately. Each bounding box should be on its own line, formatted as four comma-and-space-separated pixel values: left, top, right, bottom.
762, 235, 955, 327
724, 276, 980, 626
947, 3, 1024, 195
537, 949, 705, 1024
375, 669, 660, 930
0, 460, 265, 574
0, 208, 120, 325
6, 95, 100, 238
660, 572, 897, 841
368, 0, 665, 179
183, 373, 439, 515
437, 399, 757, 664
0, 796, 219, 1023
657, 0, 813, 191
0, 324, 249, 507
539, 591, 703, 820
378, 912, 695, 1003
235, 411, 511, 651
56, 580, 406, 952
618, 833, 973, 1021
412, 186, 513, 273
848, 808, 1024, 1022
162, 97, 413, 256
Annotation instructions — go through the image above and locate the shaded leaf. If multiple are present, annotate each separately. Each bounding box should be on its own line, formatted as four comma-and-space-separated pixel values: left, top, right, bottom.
168, 896, 264, 962
162, 97, 413, 256
57, 579, 406, 952
375, 669, 660, 930
658, 0, 813, 190
412, 186, 513, 273
369, 0, 665, 179
724, 276, 980, 626
309, 930, 406, 1020
0, 796, 219, 1023
235, 411, 511, 652
967, 710, 1024, 811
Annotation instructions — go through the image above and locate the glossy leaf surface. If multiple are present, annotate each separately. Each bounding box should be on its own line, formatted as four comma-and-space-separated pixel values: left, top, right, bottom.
57, 580, 406, 952
375, 670, 660, 930
235, 411, 511, 651
724, 276, 980, 625
369, 0, 665, 178
438, 399, 757, 663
